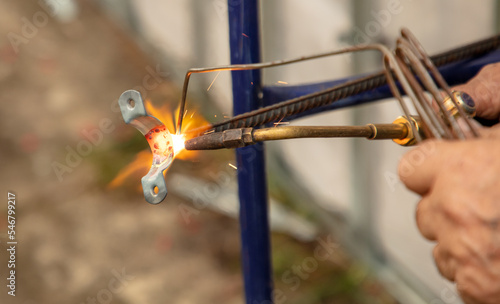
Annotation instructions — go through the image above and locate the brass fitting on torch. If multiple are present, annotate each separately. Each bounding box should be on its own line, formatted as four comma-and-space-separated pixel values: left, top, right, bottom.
390, 116, 422, 146
184, 118, 423, 150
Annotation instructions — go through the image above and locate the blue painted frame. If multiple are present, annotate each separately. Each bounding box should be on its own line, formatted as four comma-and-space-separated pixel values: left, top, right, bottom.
227, 2, 500, 303
228, 1, 273, 303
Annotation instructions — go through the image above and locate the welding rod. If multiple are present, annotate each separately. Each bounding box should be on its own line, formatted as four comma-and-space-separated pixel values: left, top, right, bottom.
184, 116, 421, 150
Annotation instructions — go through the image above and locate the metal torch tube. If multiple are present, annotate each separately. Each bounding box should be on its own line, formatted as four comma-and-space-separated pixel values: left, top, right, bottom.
184, 123, 412, 150
251, 124, 408, 141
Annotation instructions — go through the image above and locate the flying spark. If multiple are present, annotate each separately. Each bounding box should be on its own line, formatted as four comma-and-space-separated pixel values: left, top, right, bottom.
228, 163, 237, 170
207, 71, 221, 91
274, 117, 288, 127
274, 121, 289, 126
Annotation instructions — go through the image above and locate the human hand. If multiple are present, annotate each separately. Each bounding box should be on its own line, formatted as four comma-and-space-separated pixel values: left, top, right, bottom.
399, 62, 500, 303
399, 126, 500, 303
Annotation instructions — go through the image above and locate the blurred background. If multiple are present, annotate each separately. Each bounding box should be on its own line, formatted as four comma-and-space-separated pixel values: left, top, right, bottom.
0, 0, 498, 303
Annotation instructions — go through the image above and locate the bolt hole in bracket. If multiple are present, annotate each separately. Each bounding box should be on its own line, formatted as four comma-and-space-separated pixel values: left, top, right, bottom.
118, 90, 174, 204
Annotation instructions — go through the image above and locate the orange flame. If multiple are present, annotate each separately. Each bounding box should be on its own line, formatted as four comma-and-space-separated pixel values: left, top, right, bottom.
109, 100, 208, 189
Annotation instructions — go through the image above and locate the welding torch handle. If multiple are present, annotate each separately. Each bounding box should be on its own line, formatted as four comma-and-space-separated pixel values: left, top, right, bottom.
252, 124, 405, 141
184, 117, 419, 150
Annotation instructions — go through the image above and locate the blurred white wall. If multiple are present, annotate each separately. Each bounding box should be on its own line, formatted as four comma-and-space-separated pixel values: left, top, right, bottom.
130, 0, 233, 114
127, 0, 496, 302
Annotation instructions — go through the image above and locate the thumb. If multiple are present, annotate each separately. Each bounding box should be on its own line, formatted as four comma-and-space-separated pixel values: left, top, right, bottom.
398, 140, 445, 195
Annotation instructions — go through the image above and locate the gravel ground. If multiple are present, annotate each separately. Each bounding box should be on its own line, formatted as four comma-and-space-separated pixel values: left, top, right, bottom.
0, 1, 397, 304
0, 1, 243, 303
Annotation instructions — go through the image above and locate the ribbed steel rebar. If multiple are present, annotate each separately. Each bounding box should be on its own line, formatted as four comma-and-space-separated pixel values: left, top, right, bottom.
199, 34, 500, 134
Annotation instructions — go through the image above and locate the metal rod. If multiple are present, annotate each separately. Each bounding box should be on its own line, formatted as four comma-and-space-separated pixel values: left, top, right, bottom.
182, 43, 419, 139
381, 55, 422, 142
394, 53, 446, 140
397, 38, 461, 139
253, 126, 373, 140
401, 28, 480, 137
179, 33, 500, 136
184, 123, 412, 151
252, 125, 407, 141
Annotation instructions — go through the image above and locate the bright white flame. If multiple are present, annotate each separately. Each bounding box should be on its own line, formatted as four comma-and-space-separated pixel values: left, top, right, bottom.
172, 134, 185, 157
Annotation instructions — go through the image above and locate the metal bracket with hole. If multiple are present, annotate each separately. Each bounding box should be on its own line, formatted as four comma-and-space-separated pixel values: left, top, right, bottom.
118, 90, 174, 204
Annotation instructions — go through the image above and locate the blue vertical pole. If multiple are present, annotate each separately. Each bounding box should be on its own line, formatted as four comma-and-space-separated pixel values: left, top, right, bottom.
227, 1, 273, 303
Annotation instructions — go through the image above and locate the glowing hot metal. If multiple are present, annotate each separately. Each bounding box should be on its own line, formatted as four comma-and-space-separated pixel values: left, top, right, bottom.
118, 90, 180, 204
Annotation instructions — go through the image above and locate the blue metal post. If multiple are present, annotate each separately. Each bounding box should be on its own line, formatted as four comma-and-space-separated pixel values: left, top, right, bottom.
228, 1, 273, 303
